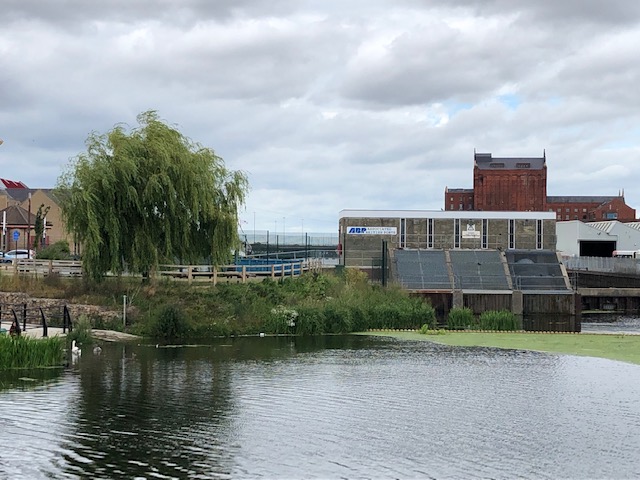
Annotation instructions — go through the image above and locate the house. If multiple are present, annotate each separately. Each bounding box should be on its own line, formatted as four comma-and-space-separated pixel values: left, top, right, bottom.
0, 179, 73, 252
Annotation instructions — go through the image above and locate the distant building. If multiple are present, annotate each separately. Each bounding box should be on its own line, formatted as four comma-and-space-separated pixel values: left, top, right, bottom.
338, 209, 556, 270
445, 152, 636, 222
0, 180, 71, 252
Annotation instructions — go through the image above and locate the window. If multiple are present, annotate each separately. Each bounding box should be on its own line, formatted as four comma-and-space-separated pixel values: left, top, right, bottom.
536, 220, 543, 249
459, 204, 463, 210
400, 218, 406, 248
582, 208, 587, 212
605, 212, 618, 220
516, 162, 531, 168
454, 219, 461, 248
565, 208, 570, 213
574, 208, 578, 213
508, 219, 515, 249
489, 162, 505, 168
482, 219, 488, 249
427, 219, 434, 249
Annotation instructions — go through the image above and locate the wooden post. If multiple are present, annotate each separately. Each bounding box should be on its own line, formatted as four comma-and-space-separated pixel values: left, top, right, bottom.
242, 265, 247, 283
213, 266, 217, 286
271, 264, 275, 279
188, 266, 193, 284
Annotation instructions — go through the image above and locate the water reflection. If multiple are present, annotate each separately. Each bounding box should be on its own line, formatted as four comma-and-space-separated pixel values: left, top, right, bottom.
1, 336, 640, 479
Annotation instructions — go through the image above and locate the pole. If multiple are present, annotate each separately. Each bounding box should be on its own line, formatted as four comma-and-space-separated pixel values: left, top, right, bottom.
123, 295, 127, 328
27, 192, 31, 250
2, 211, 5, 252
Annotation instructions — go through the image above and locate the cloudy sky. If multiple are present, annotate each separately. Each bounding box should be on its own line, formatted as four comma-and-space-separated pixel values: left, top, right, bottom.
2, 0, 639, 234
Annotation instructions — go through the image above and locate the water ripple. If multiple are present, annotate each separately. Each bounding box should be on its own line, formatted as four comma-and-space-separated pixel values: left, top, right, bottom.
1, 337, 640, 479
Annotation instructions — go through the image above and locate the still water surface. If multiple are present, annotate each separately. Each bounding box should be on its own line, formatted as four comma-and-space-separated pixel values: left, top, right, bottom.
1, 335, 640, 479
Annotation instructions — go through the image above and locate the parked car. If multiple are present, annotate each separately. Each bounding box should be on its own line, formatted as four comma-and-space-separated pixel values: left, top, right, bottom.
1, 249, 36, 263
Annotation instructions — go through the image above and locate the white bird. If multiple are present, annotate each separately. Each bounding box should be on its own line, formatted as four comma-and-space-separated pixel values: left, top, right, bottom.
71, 340, 81, 357
93, 345, 102, 355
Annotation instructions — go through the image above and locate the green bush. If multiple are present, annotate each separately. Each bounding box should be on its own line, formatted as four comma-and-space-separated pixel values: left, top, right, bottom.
447, 307, 475, 330
37, 241, 73, 260
67, 314, 93, 347
323, 303, 353, 333
294, 306, 326, 335
419, 325, 447, 335
152, 305, 190, 339
477, 310, 520, 331
264, 305, 299, 334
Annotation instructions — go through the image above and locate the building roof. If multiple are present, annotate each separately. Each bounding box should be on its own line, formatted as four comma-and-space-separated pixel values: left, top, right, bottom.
339, 209, 556, 220
547, 195, 615, 204
474, 152, 545, 170
445, 188, 474, 193
0, 178, 28, 189
587, 221, 618, 233
2, 188, 58, 204
0, 205, 37, 226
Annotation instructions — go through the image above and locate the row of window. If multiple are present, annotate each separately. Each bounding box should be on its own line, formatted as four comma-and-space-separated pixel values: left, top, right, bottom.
555, 213, 618, 220
398, 219, 544, 250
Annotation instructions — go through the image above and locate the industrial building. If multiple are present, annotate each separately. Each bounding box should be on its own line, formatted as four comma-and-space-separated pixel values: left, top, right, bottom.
338, 209, 578, 331
445, 152, 636, 222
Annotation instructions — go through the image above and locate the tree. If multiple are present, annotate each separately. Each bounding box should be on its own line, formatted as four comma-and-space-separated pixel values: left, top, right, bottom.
56, 111, 249, 281
33, 204, 51, 250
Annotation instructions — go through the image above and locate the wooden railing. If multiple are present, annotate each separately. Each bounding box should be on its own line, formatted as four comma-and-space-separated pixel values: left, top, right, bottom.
1, 259, 83, 277
157, 259, 322, 284
1, 258, 322, 283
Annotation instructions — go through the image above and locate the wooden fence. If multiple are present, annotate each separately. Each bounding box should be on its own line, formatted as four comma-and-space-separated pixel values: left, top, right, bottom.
1, 258, 322, 284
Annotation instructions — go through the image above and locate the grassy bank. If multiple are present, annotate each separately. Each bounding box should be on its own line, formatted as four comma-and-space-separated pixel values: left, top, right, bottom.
366, 330, 640, 365
0, 270, 438, 339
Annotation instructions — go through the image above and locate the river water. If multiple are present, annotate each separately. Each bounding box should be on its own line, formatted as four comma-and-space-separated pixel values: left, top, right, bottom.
1, 334, 640, 479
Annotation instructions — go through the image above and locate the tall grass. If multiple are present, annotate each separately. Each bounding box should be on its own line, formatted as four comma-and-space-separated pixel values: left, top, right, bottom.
477, 310, 521, 331
447, 307, 475, 330
0, 336, 65, 369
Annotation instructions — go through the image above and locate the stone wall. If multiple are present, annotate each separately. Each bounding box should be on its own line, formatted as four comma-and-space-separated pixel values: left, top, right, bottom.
0, 292, 121, 325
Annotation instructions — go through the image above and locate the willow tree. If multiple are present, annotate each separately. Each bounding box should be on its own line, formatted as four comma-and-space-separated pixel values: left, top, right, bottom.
56, 111, 249, 281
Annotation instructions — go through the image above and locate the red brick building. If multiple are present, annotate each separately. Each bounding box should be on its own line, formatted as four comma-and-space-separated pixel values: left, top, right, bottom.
445, 152, 636, 222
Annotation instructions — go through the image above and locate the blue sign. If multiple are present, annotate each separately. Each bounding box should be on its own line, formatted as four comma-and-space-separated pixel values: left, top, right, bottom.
12, 230, 19, 241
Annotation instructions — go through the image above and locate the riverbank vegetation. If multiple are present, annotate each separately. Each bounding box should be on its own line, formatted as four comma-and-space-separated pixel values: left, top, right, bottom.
446, 307, 520, 331
0, 269, 437, 339
367, 330, 640, 365
0, 335, 65, 369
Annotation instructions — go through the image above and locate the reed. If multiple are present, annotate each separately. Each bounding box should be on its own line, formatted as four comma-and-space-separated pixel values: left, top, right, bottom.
0, 336, 65, 370
477, 310, 520, 331
447, 307, 475, 330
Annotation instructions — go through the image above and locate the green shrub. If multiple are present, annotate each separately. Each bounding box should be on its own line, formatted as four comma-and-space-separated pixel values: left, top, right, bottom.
294, 306, 326, 335
152, 305, 190, 339
67, 314, 93, 347
447, 307, 475, 330
37, 241, 73, 260
477, 310, 520, 331
419, 325, 447, 335
264, 305, 299, 334
323, 303, 353, 333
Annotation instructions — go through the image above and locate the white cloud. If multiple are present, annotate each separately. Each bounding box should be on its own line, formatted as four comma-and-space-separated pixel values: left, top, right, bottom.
1, 0, 640, 232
